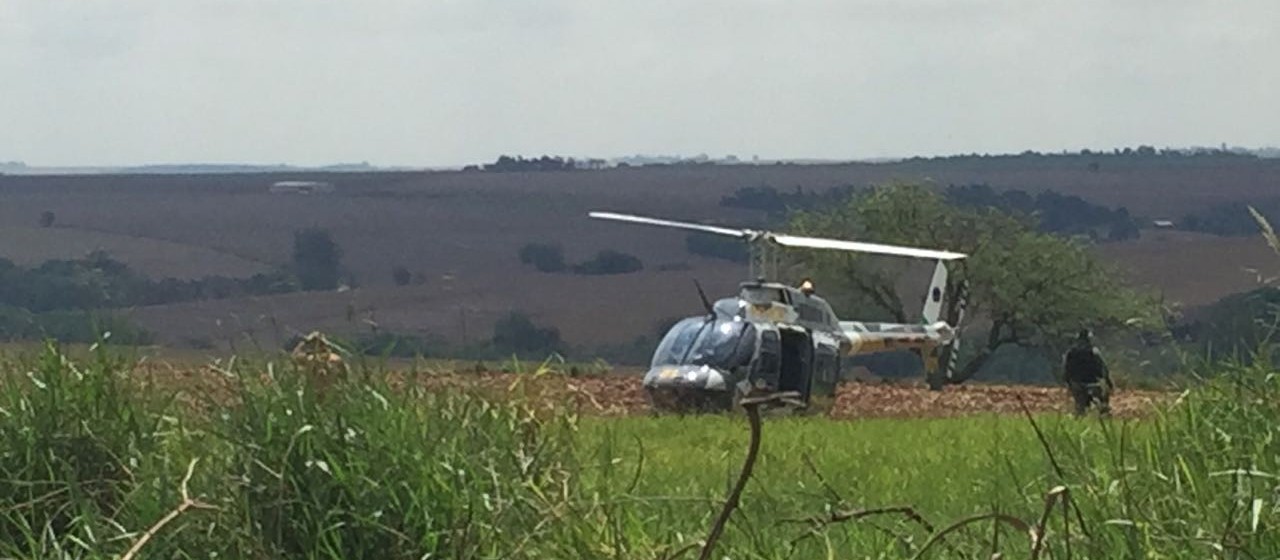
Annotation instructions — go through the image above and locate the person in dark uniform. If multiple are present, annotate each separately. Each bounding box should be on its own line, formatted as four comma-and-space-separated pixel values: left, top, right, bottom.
798, 278, 816, 296
1062, 329, 1112, 416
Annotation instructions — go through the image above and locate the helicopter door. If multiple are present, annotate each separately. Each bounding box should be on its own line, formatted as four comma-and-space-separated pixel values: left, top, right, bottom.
811, 344, 839, 399
777, 329, 813, 399
753, 329, 782, 390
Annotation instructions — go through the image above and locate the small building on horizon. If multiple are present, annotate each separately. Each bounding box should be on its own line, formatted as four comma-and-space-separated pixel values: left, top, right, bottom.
269, 180, 335, 194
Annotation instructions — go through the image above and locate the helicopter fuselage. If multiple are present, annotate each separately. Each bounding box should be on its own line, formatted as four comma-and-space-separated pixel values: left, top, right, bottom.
643, 281, 846, 411
585, 210, 964, 411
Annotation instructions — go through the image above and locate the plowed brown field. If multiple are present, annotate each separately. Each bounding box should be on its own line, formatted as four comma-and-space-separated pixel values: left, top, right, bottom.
148, 359, 1168, 418
403, 372, 1169, 418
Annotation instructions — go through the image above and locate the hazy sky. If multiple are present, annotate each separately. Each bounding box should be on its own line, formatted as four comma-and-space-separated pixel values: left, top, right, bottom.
2, 0, 1277, 167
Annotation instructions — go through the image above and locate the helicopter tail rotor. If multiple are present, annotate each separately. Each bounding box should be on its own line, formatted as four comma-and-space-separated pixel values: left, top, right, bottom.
941, 279, 971, 380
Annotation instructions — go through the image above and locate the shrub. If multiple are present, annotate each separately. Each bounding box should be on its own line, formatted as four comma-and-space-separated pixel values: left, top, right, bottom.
685, 234, 749, 263
353, 331, 447, 358
571, 250, 642, 275
293, 228, 343, 291
391, 265, 412, 286
492, 311, 562, 356
517, 243, 566, 273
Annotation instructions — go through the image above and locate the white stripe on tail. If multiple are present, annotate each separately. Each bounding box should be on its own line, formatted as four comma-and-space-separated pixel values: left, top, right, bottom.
922, 260, 948, 324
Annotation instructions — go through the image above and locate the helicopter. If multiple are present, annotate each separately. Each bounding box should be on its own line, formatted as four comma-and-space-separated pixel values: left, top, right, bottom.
588, 211, 968, 412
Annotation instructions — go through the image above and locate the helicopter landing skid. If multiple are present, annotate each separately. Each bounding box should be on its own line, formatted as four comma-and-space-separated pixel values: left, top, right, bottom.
646, 387, 814, 415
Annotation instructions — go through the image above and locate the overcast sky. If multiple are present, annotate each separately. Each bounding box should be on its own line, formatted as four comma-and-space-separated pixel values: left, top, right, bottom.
2, 0, 1277, 167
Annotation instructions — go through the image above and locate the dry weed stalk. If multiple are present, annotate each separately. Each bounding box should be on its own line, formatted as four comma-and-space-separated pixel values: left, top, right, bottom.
695, 392, 803, 560
785, 505, 936, 547
120, 458, 217, 560
662, 391, 803, 560
908, 485, 1076, 560
1249, 205, 1280, 258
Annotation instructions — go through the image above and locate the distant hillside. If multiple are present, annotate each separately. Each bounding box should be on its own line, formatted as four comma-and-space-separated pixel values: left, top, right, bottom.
0, 152, 1278, 356
0, 162, 406, 176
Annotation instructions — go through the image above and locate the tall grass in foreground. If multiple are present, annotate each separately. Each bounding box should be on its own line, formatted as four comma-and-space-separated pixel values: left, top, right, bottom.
0, 343, 1274, 558
0, 345, 591, 558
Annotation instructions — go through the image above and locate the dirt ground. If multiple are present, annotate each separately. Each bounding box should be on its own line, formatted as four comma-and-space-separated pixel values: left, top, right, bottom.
827, 380, 1166, 418
255, 368, 1169, 419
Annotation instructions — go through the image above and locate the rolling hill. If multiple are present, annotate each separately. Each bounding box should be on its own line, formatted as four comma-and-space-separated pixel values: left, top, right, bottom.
1, 154, 1277, 352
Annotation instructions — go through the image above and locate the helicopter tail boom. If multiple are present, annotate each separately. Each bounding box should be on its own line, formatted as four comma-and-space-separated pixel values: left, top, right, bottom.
838, 321, 954, 356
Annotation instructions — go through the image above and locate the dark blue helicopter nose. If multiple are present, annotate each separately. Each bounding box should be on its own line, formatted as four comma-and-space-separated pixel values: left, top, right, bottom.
643, 364, 731, 392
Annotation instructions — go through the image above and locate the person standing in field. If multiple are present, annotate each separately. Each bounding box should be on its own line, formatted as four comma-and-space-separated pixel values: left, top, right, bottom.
1062, 329, 1113, 416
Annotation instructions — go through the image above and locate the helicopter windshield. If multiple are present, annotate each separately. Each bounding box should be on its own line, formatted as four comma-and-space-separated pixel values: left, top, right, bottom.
651, 317, 756, 370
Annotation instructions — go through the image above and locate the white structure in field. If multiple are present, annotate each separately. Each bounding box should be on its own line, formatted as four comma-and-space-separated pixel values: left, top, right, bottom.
269, 180, 335, 194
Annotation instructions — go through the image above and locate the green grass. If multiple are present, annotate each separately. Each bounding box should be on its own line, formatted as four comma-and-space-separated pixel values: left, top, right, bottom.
572, 413, 1144, 558
0, 342, 1274, 558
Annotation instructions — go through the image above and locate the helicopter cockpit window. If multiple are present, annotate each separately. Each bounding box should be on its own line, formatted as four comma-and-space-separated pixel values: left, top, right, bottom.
651, 318, 703, 368
651, 318, 756, 370
741, 287, 786, 306
713, 298, 741, 317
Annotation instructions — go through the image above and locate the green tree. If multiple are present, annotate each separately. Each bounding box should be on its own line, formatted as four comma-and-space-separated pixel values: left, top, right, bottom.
491, 311, 562, 356
391, 265, 412, 286
572, 250, 643, 275
789, 183, 1162, 388
517, 243, 566, 273
292, 229, 342, 291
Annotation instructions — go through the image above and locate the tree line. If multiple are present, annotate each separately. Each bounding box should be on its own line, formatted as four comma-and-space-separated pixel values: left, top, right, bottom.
0, 228, 349, 344
517, 244, 643, 275
903, 145, 1261, 162
303, 310, 567, 361
703, 183, 1140, 259
717, 180, 1279, 241
0, 228, 349, 315
1177, 199, 1280, 237
471, 155, 581, 173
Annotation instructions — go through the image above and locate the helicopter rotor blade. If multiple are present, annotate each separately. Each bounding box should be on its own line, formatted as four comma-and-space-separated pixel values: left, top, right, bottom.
588, 212, 750, 239
771, 234, 966, 261
589, 211, 966, 261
